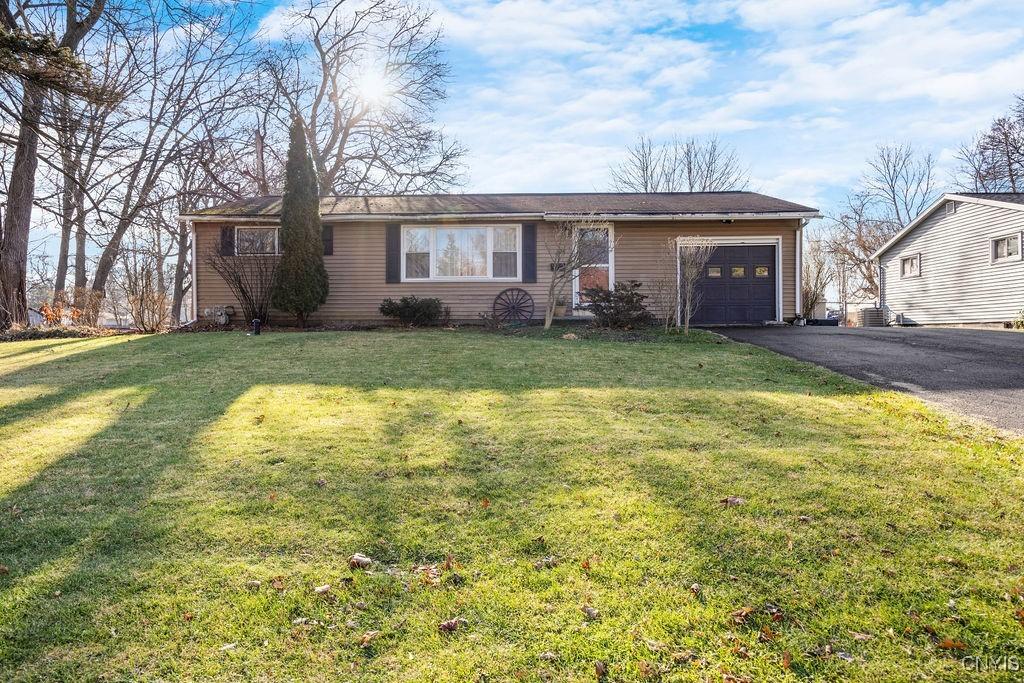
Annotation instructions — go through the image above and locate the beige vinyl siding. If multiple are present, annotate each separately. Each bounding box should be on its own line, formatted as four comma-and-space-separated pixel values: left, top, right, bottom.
880, 201, 1024, 324
195, 220, 554, 322
613, 220, 799, 320
194, 218, 801, 323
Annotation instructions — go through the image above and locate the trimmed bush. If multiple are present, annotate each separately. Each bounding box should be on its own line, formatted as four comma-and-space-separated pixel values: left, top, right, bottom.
583, 280, 654, 329
379, 296, 446, 326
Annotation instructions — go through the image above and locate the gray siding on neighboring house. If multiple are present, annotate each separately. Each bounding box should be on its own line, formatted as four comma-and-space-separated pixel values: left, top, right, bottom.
880, 200, 1024, 324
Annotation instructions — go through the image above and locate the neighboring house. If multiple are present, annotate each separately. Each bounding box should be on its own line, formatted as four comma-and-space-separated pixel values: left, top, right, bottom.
180, 192, 819, 325
872, 193, 1024, 326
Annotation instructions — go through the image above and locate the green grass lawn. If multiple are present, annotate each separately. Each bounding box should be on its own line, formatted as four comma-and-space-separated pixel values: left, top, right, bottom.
1, 329, 1022, 682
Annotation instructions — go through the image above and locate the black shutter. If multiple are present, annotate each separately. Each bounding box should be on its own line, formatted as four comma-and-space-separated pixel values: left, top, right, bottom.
522, 223, 537, 283
220, 226, 235, 256
385, 223, 401, 283
322, 224, 333, 256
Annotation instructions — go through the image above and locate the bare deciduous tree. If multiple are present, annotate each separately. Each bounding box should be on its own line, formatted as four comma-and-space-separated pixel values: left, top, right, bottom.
541, 217, 613, 330
0, 0, 106, 329
609, 135, 749, 193
801, 237, 833, 319
676, 236, 714, 335
861, 143, 938, 228
954, 97, 1024, 192
261, 0, 464, 195
826, 144, 940, 300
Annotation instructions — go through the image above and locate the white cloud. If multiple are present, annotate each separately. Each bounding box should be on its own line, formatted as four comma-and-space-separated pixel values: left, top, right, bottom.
257, 0, 1024, 211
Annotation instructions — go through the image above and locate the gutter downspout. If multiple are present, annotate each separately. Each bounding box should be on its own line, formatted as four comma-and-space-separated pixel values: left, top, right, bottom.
795, 219, 805, 319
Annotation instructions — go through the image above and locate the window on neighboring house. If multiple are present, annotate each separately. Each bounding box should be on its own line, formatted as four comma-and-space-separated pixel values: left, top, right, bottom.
992, 233, 1021, 263
236, 226, 278, 255
900, 254, 921, 279
401, 225, 521, 281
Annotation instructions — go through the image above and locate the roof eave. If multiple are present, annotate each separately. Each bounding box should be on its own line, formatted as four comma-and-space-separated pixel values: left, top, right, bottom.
179, 210, 821, 222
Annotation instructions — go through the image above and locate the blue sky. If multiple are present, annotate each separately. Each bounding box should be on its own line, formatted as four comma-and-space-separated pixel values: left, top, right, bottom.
258, 0, 1024, 216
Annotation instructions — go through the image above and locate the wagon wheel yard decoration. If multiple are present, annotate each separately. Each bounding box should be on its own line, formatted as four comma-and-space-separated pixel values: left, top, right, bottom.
493, 288, 535, 324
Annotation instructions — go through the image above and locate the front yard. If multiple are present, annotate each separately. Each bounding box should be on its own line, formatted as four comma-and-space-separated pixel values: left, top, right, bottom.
1, 329, 1022, 681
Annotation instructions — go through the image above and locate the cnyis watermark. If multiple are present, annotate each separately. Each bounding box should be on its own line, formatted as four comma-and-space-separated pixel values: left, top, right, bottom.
961, 655, 1021, 672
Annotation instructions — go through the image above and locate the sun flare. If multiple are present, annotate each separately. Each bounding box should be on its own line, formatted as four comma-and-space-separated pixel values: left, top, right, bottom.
354, 69, 392, 107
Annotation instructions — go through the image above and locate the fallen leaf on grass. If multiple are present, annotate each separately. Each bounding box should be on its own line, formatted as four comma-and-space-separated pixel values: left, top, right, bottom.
594, 660, 608, 680
637, 660, 659, 679
534, 556, 559, 570
729, 606, 754, 625
0, 564, 8, 574
245, 580, 262, 591
538, 651, 558, 662
253, 414, 265, 425
268, 491, 278, 502
349, 553, 373, 569
937, 638, 967, 651
561, 333, 578, 341
720, 496, 745, 507
219, 643, 237, 652
690, 583, 702, 596
359, 630, 380, 647
782, 651, 792, 670
798, 515, 812, 523
480, 498, 491, 509
581, 605, 600, 621
835, 651, 854, 663
438, 617, 468, 633
1015, 608, 1024, 626
271, 576, 286, 591
758, 627, 777, 642
315, 477, 327, 488
850, 631, 873, 642
182, 611, 194, 622
313, 584, 331, 595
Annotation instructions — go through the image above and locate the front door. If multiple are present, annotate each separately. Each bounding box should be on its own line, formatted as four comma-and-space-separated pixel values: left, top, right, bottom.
572, 225, 612, 309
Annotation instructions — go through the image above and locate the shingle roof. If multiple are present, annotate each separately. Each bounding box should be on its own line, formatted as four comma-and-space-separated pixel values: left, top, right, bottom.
954, 192, 1024, 206
183, 192, 819, 218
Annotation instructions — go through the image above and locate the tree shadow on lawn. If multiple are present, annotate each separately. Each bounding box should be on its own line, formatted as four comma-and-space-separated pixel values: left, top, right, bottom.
1, 331, 1015, 679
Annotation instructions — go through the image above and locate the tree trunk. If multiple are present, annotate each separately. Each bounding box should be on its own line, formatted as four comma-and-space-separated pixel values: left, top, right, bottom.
169, 221, 190, 325
53, 169, 76, 302
72, 195, 88, 306
0, 82, 45, 329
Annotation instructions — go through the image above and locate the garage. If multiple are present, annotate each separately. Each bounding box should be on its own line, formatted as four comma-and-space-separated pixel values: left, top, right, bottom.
689, 244, 778, 325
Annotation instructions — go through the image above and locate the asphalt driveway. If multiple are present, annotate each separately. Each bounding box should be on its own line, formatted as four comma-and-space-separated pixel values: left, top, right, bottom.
721, 326, 1024, 434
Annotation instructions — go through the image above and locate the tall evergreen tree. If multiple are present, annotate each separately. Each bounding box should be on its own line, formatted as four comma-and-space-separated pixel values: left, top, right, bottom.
272, 118, 329, 326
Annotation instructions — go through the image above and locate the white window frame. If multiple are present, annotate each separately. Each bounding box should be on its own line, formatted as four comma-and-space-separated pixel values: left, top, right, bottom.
899, 253, 921, 279
571, 222, 615, 309
990, 232, 1022, 265
235, 225, 279, 256
400, 224, 522, 282
945, 201, 958, 216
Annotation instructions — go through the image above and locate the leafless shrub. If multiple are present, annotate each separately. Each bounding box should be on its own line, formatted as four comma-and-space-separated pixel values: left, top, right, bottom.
204, 250, 279, 324
677, 236, 715, 335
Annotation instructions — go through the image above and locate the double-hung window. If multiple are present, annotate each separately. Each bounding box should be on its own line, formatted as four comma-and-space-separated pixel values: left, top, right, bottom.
235, 226, 279, 255
401, 225, 521, 281
991, 233, 1021, 264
